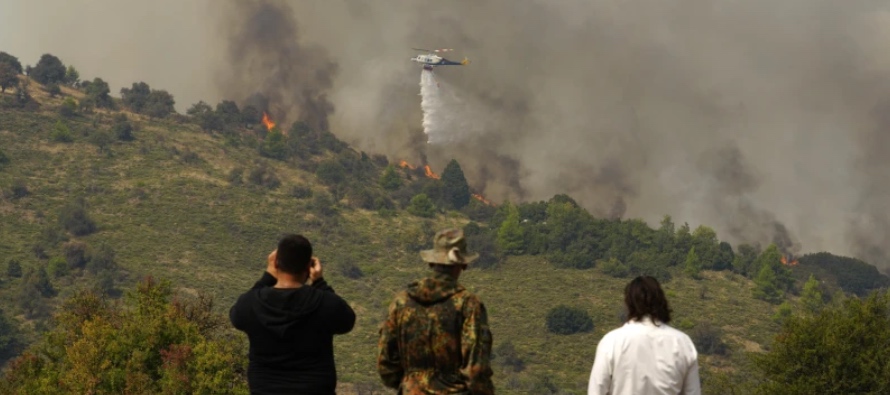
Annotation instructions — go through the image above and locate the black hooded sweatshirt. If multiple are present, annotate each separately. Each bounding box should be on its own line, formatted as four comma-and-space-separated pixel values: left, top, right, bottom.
230, 272, 356, 395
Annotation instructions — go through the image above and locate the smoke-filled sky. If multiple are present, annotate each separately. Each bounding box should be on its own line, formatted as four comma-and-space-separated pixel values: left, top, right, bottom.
3, 0, 890, 271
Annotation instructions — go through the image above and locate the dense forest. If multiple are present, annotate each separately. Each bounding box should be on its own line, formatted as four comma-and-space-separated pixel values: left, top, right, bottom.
2, 51, 889, 394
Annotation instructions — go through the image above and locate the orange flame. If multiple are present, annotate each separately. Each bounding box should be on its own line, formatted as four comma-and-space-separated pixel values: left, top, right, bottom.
262, 112, 276, 132
780, 255, 799, 266
399, 160, 417, 170
472, 193, 495, 206
424, 165, 441, 180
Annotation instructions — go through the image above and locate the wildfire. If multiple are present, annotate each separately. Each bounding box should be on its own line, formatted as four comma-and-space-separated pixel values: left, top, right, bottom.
780, 255, 799, 266
424, 165, 441, 180
262, 112, 276, 132
399, 160, 495, 206
472, 193, 495, 207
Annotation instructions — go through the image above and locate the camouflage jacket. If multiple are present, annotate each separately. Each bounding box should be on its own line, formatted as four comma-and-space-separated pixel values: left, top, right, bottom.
377, 271, 494, 395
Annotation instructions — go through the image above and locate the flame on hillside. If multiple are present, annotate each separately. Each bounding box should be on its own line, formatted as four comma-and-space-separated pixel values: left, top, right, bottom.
424, 165, 441, 180
780, 255, 799, 266
399, 160, 495, 207
473, 193, 495, 207
262, 112, 276, 132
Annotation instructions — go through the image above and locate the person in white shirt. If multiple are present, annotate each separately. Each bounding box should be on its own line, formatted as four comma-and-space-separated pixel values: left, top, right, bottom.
588, 276, 701, 395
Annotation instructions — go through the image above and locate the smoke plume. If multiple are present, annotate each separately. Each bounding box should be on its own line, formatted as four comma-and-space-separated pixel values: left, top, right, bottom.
216, 0, 336, 132
4, 0, 890, 270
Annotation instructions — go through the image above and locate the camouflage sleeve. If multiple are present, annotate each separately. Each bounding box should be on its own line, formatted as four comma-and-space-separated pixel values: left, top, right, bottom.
461, 296, 495, 395
377, 296, 404, 389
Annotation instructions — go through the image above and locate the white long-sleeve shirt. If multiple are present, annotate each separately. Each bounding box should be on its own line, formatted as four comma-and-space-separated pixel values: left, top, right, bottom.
588, 317, 701, 395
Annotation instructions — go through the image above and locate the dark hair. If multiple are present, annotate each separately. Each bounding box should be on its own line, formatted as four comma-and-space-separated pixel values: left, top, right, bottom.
276, 234, 313, 275
624, 276, 672, 324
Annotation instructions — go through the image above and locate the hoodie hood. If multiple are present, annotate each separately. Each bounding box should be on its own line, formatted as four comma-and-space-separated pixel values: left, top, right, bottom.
252, 286, 324, 338
407, 272, 465, 305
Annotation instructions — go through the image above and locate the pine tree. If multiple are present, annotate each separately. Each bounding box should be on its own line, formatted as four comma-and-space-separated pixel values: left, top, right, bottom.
497, 203, 524, 255
753, 264, 782, 304
801, 274, 825, 314
379, 165, 402, 191
441, 159, 471, 209
684, 247, 702, 279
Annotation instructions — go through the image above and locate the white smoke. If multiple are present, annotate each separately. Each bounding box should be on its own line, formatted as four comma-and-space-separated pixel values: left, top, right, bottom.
418, 69, 493, 145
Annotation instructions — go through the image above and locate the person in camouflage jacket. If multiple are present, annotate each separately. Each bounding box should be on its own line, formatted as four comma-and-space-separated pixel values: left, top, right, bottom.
377, 228, 495, 394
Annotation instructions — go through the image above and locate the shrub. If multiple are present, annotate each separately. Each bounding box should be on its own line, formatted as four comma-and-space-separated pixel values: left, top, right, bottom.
690, 321, 728, 356
50, 120, 73, 143
248, 162, 280, 190
6, 259, 22, 278
290, 185, 313, 199
112, 114, 134, 141
493, 341, 525, 372
339, 261, 364, 279
0, 149, 8, 166
48, 257, 69, 278
59, 198, 97, 236
59, 97, 77, 118
546, 305, 594, 335
407, 194, 436, 218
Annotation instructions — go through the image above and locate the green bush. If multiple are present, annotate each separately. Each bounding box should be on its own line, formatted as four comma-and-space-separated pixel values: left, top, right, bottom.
545, 305, 593, 335
407, 194, 436, 218
50, 120, 73, 143
59, 97, 77, 118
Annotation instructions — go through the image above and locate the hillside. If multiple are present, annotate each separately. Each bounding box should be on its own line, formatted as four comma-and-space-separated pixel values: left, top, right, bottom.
2, 56, 889, 394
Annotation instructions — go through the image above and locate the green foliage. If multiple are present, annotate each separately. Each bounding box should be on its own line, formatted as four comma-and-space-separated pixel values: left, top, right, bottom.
800, 274, 825, 314
599, 257, 629, 278
59, 97, 77, 118
407, 193, 436, 218
290, 185, 313, 199
315, 159, 347, 186
379, 165, 402, 191
732, 244, 761, 276
50, 120, 73, 143
496, 203, 524, 255
0, 149, 9, 166
63, 240, 89, 270
48, 256, 68, 278
88, 129, 114, 154
0, 307, 19, 359
797, 252, 890, 297
309, 191, 339, 217
247, 162, 280, 190
121, 82, 176, 118
83, 77, 113, 108
0, 278, 249, 394
25, 266, 55, 298
753, 291, 890, 394
29, 54, 66, 85
545, 305, 593, 335
772, 301, 793, 324
64, 65, 79, 86
684, 247, 702, 279
44, 83, 61, 97
441, 159, 471, 209
112, 113, 134, 141
690, 321, 728, 356
59, 197, 97, 236
753, 264, 783, 304
259, 129, 288, 160
6, 259, 22, 278
0, 62, 18, 93
0, 51, 23, 74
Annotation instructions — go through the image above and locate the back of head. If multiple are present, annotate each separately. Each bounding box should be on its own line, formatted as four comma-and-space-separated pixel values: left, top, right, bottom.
624, 276, 672, 324
276, 234, 312, 275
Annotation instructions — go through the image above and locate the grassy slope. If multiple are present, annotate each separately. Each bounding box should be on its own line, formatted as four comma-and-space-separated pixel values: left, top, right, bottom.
0, 84, 783, 394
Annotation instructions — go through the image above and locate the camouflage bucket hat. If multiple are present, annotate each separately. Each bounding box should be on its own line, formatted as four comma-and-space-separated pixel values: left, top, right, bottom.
420, 228, 479, 265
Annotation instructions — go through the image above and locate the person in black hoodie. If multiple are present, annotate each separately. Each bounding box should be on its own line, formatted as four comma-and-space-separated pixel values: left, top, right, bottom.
230, 234, 356, 395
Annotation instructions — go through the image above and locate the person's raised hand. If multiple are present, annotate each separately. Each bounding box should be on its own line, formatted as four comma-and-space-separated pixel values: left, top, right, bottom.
309, 257, 323, 282
266, 249, 278, 278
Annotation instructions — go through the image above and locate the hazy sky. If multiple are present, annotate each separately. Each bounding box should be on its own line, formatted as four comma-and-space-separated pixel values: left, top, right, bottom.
3, 0, 890, 271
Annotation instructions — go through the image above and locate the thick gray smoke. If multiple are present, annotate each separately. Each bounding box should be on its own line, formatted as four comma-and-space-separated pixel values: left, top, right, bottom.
288, 0, 890, 270
216, 0, 337, 132
4, 0, 890, 270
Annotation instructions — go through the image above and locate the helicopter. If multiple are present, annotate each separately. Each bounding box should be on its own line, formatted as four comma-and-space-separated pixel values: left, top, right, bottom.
410, 48, 470, 71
